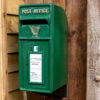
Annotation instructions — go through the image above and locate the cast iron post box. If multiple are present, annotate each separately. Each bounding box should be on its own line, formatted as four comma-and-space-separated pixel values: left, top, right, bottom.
19, 3, 68, 93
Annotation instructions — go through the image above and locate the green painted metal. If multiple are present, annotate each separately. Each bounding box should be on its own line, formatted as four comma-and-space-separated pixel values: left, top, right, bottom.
19, 3, 68, 93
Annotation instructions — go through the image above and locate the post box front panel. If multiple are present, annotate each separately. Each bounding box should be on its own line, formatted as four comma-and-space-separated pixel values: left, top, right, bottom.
19, 40, 50, 92
19, 4, 68, 93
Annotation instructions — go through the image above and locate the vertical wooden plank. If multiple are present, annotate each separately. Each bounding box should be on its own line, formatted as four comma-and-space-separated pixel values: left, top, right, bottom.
23, 92, 27, 100
0, 0, 3, 99
66, 0, 87, 100
0, 1, 3, 99
0, 0, 8, 100
87, 0, 100, 100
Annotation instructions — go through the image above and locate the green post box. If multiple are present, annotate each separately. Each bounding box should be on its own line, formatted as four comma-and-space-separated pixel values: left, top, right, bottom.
19, 3, 68, 94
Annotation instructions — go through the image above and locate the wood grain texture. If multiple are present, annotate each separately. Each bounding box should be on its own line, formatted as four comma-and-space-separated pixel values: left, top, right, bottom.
66, 0, 87, 100
27, 93, 45, 100
25, 0, 43, 4
7, 35, 18, 53
7, 15, 18, 34
6, 0, 25, 100
44, 96, 68, 100
8, 53, 18, 73
44, 0, 66, 10
87, 0, 100, 100
0, 0, 8, 100
8, 90, 24, 100
6, 0, 24, 15
8, 72, 19, 92
0, 0, 4, 99
61, 98, 68, 100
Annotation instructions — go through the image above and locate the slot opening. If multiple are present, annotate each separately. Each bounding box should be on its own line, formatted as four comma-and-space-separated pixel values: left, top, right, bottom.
21, 19, 48, 25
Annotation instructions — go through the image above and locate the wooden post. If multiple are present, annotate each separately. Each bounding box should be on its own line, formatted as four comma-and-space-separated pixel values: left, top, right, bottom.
66, 0, 87, 100
87, 0, 100, 100
0, 0, 8, 100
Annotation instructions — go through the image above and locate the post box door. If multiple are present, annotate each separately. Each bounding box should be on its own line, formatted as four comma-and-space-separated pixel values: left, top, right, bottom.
19, 40, 50, 92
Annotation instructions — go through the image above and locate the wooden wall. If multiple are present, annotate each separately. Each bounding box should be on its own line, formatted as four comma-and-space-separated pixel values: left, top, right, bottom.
0, 0, 8, 100
87, 0, 100, 100
0, 0, 87, 100
66, 0, 87, 100
6, 0, 25, 100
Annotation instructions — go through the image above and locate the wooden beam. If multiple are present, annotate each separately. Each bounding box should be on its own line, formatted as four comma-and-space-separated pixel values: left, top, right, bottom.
87, 0, 100, 100
66, 0, 87, 100
0, 0, 8, 100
